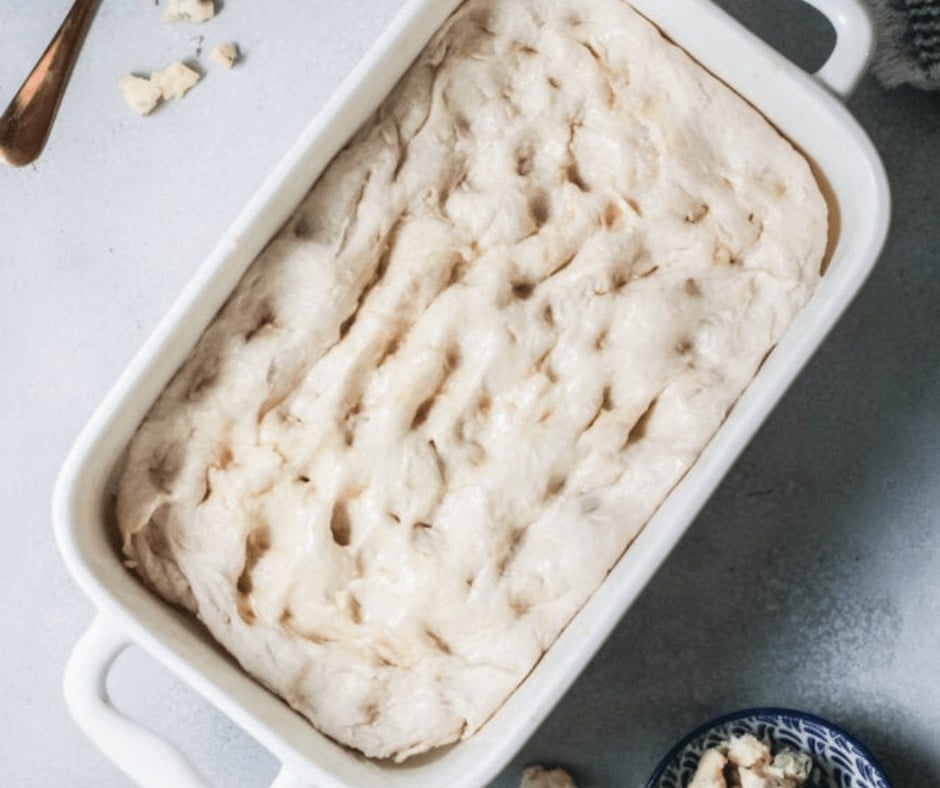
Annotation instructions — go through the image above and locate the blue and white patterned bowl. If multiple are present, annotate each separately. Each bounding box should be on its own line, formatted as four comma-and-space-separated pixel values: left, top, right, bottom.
646, 707, 891, 788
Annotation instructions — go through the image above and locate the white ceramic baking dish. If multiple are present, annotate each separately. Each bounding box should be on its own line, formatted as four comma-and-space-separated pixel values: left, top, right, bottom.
53, 1, 889, 785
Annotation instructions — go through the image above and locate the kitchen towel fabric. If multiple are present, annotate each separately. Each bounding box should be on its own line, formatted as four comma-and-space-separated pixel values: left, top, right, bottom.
869, 0, 940, 88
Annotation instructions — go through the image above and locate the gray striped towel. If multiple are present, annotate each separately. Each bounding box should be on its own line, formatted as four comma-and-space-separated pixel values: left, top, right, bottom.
870, 0, 940, 88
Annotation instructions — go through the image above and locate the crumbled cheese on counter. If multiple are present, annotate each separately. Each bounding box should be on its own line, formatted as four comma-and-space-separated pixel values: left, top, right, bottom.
520, 765, 577, 788
689, 734, 814, 788
118, 61, 200, 114
211, 42, 239, 69
117, 75, 162, 116
150, 61, 201, 101
164, 0, 215, 24
116, 0, 827, 763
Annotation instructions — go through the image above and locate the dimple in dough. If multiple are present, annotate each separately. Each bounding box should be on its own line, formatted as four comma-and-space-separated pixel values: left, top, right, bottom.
116, 0, 827, 762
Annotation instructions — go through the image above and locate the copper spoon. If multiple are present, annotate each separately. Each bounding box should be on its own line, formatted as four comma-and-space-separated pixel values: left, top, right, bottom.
0, 0, 100, 167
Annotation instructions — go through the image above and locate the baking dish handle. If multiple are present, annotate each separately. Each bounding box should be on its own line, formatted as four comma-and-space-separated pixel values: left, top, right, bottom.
800, 0, 875, 98
64, 615, 313, 787
64, 615, 211, 787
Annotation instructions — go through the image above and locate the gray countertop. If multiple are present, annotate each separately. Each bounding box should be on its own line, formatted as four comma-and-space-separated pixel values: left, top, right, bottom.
1, 1, 937, 786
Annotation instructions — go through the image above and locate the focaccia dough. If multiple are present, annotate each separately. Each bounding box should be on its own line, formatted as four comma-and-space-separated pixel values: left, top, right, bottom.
116, 0, 827, 761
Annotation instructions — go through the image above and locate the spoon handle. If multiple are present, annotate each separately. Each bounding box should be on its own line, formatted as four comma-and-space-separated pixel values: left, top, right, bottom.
0, 0, 100, 167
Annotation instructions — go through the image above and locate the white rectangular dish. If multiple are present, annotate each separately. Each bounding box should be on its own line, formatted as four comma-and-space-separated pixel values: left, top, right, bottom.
53, 1, 889, 786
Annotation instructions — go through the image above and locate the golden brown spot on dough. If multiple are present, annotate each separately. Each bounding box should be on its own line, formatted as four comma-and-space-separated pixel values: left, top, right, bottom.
329, 500, 352, 547
349, 594, 362, 625
279, 607, 292, 625
624, 396, 659, 448
362, 703, 380, 724
625, 197, 643, 217
344, 396, 362, 424
276, 408, 303, 428
516, 149, 534, 176
412, 347, 458, 431
685, 203, 709, 224
581, 41, 602, 62
585, 393, 607, 431
429, 439, 447, 484
565, 160, 589, 192
544, 363, 558, 384
638, 264, 660, 279
244, 301, 277, 342
604, 81, 618, 109
148, 441, 183, 494
185, 355, 220, 402
774, 180, 787, 196
414, 521, 432, 531
594, 329, 609, 350
200, 469, 213, 504
476, 393, 491, 415
527, 190, 550, 227
581, 496, 601, 515
545, 476, 566, 498
264, 359, 278, 388
392, 143, 410, 180
712, 242, 732, 266
217, 444, 234, 469
235, 526, 271, 625
537, 408, 553, 423
510, 596, 531, 616
601, 385, 614, 411
470, 9, 494, 35
468, 441, 486, 465
542, 303, 555, 326
684, 277, 703, 297
256, 390, 292, 426
533, 347, 552, 373
497, 527, 526, 575
425, 628, 452, 655
142, 508, 171, 561
254, 479, 276, 497
376, 333, 401, 366
236, 599, 256, 625
603, 201, 622, 229
446, 253, 469, 286
375, 653, 395, 667
388, 512, 401, 524
675, 338, 694, 355
548, 250, 577, 279
338, 312, 356, 339
511, 280, 535, 300
566, 12, 583, 26
293, 216, 311, 238
453, 418, 466, 442
612, 268, 630, 291
341, 394, 363, 445
338, 221, 400, 339
453, 113, 470, 136
412, 396, 434, 428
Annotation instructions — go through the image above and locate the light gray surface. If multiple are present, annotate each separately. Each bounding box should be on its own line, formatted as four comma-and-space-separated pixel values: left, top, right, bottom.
1, 1, 937, 786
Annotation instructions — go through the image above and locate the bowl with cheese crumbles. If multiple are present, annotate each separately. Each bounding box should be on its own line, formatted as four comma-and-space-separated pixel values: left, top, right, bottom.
646, 707, 891, 788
